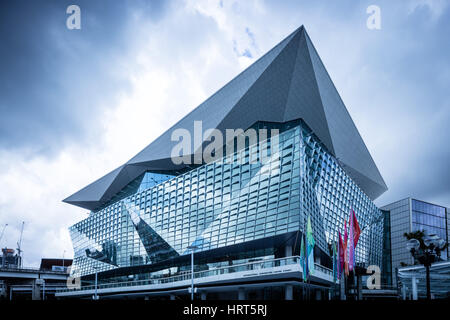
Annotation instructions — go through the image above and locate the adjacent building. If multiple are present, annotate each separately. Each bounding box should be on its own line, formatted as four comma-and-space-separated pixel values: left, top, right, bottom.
381, 198, 449, 285
0, 248, 21, 269
59, 26, 388, 300
0, 258, 71, 300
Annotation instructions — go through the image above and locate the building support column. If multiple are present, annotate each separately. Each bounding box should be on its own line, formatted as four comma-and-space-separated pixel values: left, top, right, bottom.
412, 277, 418, 300
340, 275, 346, 300
285, 245, 292, 257
201, 292, 207, 300
315, 290, 321, 300
238, 288, 245, 300
31, 280, 41, 300
285, 285, 293, 300
357, 274, 363, 300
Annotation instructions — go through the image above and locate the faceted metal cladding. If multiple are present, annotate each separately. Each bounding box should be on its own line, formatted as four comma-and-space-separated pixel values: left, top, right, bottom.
69, 122, 383, 278
64, 26, 387, 212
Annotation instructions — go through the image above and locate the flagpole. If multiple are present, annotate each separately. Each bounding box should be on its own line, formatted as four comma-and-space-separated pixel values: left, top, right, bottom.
299, 132, 306, 301
306, 219, 310, 301
307, 231, 310, 302
345, 198, 354, 299
306, 234, 309, 302
305, 231, 310, 301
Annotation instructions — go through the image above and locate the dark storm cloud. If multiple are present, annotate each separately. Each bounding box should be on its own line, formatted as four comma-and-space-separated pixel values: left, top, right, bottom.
264, 0, 450, 207
359, 2, 450, 207
0, 0, 448, 210
0, 0, 168, 154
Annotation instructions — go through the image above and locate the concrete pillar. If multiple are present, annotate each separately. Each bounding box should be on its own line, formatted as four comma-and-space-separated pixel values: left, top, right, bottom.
402, 285, 407, 300
285, 285, 293, 300
238, 288, 245, 300
32, 280, 41, 300
1, 282, 9, 300
315, 290, 322, 301
314, 253, 321, 265
285, 245, 292, 257
357, 275, 363, 301
412, 277, 418, 300
0, 282, 6, 299
201, 292, 207, 300
340, 274, 346, 300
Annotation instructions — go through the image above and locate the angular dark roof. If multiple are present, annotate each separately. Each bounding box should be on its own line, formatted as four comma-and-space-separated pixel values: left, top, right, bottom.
40, 258, 72, 270
64, 26, 387, 211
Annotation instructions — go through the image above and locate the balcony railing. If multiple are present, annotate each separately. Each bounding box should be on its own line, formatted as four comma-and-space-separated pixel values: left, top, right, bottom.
0, 266, 68, 275
57, 256, 334, 294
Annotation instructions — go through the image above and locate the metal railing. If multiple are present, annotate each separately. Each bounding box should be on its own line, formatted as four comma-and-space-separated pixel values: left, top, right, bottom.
0, 266, 68, 275
58, 256, 334, 294
10, 284, 67, 289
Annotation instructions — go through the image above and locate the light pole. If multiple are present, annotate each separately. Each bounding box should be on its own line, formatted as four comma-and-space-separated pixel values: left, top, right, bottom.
406, 234, 446, 300
187, 245, 198, 301
93, 266, 99, 300
42, 279, 45, 301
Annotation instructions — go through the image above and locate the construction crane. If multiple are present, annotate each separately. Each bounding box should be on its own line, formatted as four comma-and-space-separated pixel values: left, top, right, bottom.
0, 223, 7, 244
16, 221, 24, 269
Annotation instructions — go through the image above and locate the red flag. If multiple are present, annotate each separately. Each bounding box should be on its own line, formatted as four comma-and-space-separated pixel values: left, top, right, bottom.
344, 220, 348, 245
352, 209, 361, 248
348, 210, 355, 272
343, 222, 349, 276
338, 232, 345, 277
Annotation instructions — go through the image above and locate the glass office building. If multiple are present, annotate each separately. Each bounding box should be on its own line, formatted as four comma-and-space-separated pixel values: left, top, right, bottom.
381, 198, 449, 284
411, 199, 448, 252
64, 26, 388, 295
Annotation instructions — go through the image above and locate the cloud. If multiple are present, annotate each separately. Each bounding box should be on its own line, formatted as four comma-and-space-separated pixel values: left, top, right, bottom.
0, 0, 269, 267
0, 0, 449, 267
0, 0, 168, 155
408, 0, 449, 22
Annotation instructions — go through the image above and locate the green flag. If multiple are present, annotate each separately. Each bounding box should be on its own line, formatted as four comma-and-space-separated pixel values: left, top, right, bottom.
300, 234, 307, 281
306, 216, 315, 275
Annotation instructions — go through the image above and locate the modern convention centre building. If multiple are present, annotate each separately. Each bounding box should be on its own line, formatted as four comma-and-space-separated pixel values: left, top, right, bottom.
58, 26, 388, 300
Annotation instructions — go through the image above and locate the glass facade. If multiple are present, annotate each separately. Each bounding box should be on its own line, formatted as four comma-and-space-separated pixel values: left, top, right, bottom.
69, 121, 384, 280
381, 209, 393, 285
381, 198, 449, 284
411, 199, 448, 260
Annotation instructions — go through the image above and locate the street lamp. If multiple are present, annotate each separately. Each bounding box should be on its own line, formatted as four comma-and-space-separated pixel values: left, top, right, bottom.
93, 266, 100, 300
187, 245, 199, 301
406, 234, 446, 300
406, 239, 420, 253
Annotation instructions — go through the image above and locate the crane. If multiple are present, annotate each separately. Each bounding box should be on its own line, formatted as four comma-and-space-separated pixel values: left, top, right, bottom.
16, 221, 24, 269
0, 223, 7, 244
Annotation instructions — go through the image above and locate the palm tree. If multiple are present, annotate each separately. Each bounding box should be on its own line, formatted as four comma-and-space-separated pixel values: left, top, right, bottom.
401, 230, 426, 266
403, 230, 427, 250
403, 230, 448, 265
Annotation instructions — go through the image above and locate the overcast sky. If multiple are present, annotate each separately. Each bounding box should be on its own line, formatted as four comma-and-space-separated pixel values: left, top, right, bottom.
0, 0, 449, 267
